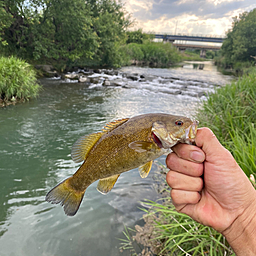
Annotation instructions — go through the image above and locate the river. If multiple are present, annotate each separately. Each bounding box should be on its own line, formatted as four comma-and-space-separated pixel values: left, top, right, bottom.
0, 61, 232, 256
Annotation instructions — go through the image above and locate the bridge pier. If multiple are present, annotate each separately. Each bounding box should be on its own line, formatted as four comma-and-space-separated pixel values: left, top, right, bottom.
200, 49, 206, 58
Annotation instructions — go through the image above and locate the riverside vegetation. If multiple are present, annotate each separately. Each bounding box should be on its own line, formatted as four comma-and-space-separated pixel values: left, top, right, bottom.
215, 9, 256, 75
0, 1, 202, 70
0, 56, 41, 106
120, 70, 256, 256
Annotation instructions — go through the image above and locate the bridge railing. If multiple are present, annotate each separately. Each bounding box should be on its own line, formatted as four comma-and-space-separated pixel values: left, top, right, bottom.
152, 32, 226, 39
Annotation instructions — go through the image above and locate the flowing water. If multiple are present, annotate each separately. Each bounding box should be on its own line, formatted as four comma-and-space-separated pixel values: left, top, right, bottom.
0, 61, 232, 256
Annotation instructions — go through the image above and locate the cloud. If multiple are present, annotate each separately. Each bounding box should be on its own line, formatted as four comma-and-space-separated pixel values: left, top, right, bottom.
123, 0, 256, 35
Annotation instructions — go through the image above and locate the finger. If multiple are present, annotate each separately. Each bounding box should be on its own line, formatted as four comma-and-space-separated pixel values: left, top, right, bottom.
172, 143, 205, 163
166, 170, 203, 191
195, 128, 228, 159
171, 189, 201, 210
166, 152, 204, 177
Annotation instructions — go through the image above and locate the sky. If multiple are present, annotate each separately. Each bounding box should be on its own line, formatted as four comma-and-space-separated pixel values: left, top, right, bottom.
122, 0, 256, 36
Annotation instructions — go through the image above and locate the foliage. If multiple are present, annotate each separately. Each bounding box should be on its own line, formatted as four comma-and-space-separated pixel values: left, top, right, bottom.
126, 29, 152, 44
220, 9, 256, 68
0, 56, 41, 103
197, 71, 256, 146
0, 0, 131, 67
121, 42, 182, 67
86, 0, 132, 67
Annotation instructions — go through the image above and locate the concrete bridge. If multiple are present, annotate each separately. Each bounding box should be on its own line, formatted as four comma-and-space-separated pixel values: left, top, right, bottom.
173, 43, 221, 58
155, 34, 225, 43
154, 34, 225, 57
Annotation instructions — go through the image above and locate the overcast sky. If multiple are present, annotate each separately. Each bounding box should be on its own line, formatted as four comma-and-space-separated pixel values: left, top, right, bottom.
122, 0, 256, 36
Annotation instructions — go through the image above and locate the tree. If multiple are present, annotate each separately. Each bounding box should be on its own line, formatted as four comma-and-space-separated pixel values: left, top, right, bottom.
126, 29, 151, 44
86, 0, 132, 66
222, 9, 256, 64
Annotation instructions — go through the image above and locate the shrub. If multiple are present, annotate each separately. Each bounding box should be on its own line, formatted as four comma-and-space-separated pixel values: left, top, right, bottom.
0, 56, 41, 104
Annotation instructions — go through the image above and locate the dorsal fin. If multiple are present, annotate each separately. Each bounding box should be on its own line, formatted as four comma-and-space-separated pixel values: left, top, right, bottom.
71, 132, 104, 163
102, 118, 129, 133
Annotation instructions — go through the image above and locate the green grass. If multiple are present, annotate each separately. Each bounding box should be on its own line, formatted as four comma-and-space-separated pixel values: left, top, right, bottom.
141, 199, 234, 256
0, 56, 41, 105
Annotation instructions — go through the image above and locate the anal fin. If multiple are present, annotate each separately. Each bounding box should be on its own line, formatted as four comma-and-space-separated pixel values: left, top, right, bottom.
97, 174, 120, 194
139, 161, 153, 178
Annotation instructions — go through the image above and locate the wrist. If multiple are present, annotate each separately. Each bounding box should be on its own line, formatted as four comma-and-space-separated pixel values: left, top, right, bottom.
222, 195, 256, 256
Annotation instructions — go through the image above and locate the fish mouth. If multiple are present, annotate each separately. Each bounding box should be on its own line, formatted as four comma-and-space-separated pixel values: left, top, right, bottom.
184, 120, 199, 144
152, 132, 164, 148
151, 120, 199, 149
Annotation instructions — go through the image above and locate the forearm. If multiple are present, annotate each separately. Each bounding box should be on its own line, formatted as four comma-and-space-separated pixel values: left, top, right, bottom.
222, 201, 256, 255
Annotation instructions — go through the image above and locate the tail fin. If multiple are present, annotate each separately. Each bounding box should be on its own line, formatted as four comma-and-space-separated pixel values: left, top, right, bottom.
45, 177, 85, 216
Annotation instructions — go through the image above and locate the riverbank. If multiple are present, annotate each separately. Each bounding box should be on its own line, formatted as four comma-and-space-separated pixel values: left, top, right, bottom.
121, 69, 256, 255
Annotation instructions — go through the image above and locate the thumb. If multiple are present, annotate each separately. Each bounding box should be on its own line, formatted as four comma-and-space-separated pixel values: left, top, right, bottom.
195, 127, 228, 160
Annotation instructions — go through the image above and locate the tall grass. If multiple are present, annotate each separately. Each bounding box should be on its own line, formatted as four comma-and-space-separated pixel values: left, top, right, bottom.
141, 199, 234, 256
197, 70, 256, 177
0, 56, 41, 104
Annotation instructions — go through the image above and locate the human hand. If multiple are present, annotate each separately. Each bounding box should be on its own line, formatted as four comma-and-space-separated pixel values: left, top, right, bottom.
166, 127, 256, 254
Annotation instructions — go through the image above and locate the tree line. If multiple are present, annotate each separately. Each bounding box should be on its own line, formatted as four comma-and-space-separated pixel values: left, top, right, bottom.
0, 0, 132, 67
0, 0, 204, 69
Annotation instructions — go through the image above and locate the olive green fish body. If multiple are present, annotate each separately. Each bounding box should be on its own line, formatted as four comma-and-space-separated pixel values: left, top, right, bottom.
46, 113, 198, 216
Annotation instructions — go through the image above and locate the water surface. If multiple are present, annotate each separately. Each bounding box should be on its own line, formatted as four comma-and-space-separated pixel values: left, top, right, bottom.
0, 62, 232, 256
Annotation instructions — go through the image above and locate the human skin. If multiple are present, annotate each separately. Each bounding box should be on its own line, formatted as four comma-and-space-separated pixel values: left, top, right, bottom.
166, 127, 256, 255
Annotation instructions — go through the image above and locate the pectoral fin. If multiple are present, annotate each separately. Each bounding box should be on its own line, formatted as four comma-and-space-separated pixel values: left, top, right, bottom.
139, 161, 153, 178
97, 174, 120, 194
71, 132, 104, 163
128, 141, 154, 153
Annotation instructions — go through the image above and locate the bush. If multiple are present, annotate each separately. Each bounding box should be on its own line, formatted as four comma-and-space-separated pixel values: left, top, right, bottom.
120, 42, 182, 67
0, 56, 41, 104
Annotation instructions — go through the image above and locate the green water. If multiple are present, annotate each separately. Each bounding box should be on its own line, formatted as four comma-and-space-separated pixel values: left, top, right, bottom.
0, 64, 232, 256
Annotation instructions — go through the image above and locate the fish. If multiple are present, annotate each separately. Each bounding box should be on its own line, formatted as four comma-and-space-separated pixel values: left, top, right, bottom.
46, 113, 198, 216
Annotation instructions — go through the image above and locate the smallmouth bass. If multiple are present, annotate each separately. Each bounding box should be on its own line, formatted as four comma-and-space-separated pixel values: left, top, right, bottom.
46, 113, 198, 216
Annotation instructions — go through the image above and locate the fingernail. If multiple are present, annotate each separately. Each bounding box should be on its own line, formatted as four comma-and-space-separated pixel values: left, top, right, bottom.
190, 151, 204, 162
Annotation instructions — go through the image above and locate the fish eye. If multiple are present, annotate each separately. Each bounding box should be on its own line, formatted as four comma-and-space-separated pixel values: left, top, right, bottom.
175, 120, 183, 126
